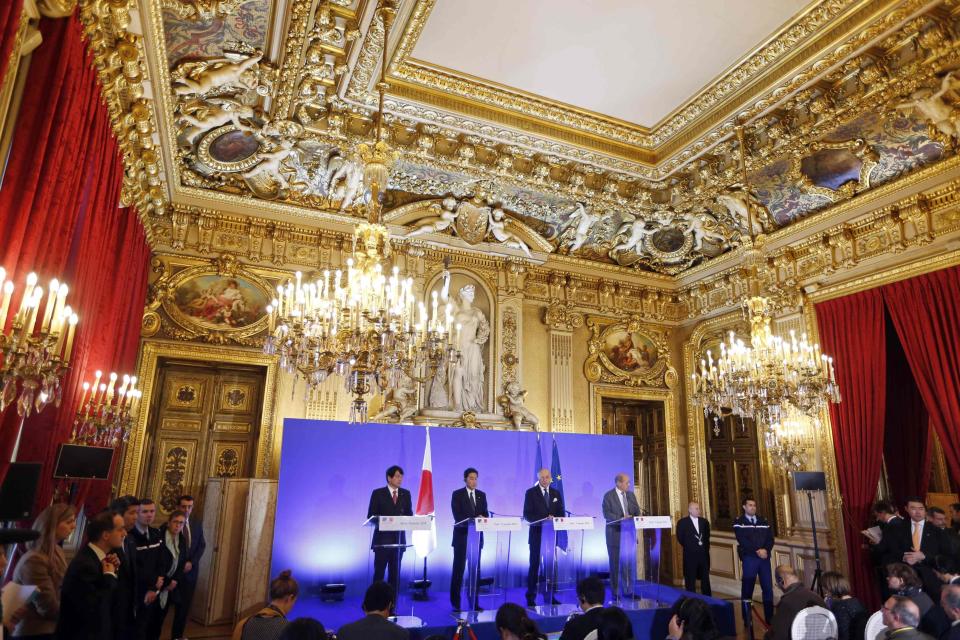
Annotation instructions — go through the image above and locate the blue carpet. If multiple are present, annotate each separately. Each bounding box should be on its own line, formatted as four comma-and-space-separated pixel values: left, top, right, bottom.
288, 582, 734, 640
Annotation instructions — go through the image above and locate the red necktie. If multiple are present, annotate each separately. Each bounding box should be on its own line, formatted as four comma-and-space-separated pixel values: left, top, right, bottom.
392, 489, 398, 504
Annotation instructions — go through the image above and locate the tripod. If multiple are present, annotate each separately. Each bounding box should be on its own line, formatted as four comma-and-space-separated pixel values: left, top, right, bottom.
804, 490, 825, 596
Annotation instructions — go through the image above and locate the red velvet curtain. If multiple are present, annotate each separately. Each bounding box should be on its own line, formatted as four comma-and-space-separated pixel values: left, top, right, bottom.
816, 289, 887, 609
0, 13, 149, 512
0, 0, 24, 88
882, 266, 960, 489
882, 312, 931, 502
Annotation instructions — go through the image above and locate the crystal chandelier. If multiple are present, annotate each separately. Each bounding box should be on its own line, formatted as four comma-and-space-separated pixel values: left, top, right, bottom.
0, 270, 79, 418
264, 0, 457, 422
70, 370, 142, 448
690, 126, 841, 469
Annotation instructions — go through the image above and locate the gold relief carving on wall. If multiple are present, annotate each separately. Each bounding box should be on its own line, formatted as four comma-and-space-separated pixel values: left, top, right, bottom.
212, 441, 247, 477
160, 417, 203, 432
543, 301, 584, 332
583, 316, 669, 388
163, 376, 206, 411
213, 420, 252, 433
500, 306, 519, 385
219, 383, 253, 412
154, 439, 197, 513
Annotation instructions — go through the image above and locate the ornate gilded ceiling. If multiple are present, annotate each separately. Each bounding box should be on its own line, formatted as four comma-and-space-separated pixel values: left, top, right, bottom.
127, 0, 960, 275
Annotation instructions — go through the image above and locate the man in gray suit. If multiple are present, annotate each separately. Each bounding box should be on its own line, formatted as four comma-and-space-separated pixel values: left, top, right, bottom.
602, 472, 642, 598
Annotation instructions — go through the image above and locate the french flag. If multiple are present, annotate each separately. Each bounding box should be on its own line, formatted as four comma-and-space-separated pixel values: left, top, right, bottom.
412, 427, 437, 556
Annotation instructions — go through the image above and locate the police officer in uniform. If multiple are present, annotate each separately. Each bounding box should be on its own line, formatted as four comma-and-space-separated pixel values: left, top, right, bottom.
733, 496, 774, 624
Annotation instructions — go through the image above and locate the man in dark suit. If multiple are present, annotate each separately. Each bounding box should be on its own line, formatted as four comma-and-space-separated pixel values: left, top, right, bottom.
109, 495, 140, 640
676, 501, 712, 596
942, 585, 960, 640
450, 467, 489, 611
172, 494, 206, 640
129, 498, 165, 640
367, 465, 413, 595
56, 510, 125, 640
881, 596, 934, 640
880, 497, 949, 599
601, 472, 641, 598
337, 581, 409, 640
734, 496, 775, 624
559, 576, 605, 640
522, 467, 565, 608
872, 500, 905, 599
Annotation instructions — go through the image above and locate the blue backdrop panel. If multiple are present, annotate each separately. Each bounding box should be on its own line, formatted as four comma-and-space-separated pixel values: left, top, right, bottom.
272, 419, 634, 600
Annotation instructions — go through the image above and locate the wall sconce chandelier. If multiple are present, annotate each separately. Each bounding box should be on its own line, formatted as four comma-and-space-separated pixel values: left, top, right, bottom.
70, 370, 141, 448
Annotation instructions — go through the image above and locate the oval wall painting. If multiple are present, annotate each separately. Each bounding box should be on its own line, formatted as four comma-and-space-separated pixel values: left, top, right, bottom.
173, 275, 269, 330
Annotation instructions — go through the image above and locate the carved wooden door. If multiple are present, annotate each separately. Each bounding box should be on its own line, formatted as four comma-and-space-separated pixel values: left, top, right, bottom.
704, 414, 777, 534
143, 360, 265, 514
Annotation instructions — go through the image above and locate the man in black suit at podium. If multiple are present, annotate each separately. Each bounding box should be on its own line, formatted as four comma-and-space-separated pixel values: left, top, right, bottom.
367, 465, 413, 593
601, 472, 642, 598
450, 467, 490, 611
523, 468, 565, 607
676, 501, 712, 596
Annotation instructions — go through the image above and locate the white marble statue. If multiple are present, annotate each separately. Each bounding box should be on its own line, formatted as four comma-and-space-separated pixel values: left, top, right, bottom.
179, 98, 255, 144
172, 53, 263, 98
501, 381, 539, 431
242, 140, 295, 188
564, 202, 599, 252
683, 213, 728, 252
896, 71, 960, 138
717, 190, 765, 237
370, 372, 418, 423
611, 217, 655, 255
406, 197, 459, 238
488, 208, 532, 258
427, 284, 490, 413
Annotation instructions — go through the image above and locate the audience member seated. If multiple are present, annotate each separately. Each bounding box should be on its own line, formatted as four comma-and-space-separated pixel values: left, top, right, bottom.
597, 606, 634, 640
942, 584, 960, 640
765, 565, 825, 640
232, 569, 299, 640
881, 596, 934, 640
336, 581, 409, 640
494, 602, 547, 640
55, 510, 125, 640
666, 597, 729, 640
560, 576, 605, 640
278, 618, 328, 640
150, 510, 188, 639
886, 563, 949, 637
10, 504, 76, 639
821, 571, 867, 640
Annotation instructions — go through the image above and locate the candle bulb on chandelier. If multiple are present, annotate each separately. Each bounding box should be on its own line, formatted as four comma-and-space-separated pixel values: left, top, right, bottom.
0, 281, 13, 331
62, 313, 78, 362
41, 279, 59, 333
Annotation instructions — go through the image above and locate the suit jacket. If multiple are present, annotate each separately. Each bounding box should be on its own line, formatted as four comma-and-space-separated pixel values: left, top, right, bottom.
601, 488, 641, 546
764, 583, 825, 640
182, 515, 206, 583
112, 535, 138, 637
55, 545, 118, 640
733, 514, 774, 559
878, 519, 947, 566
523, 484, 565, 544
367, 486, 413, 548
676, 516, 711, 558
559, 606, 603, 640
943, 621, 960, 640
451, 487, 489, 547
157, 525, 188, 601
884, 627, 934, 640
337, 613, 410, 640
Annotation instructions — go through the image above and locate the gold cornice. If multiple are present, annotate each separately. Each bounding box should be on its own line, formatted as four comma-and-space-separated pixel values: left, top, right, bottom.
806, 248, 960, 302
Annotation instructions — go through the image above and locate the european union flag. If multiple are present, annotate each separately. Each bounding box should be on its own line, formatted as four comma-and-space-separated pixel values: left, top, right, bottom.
534, 433, 543, 484
551, 437, 568, 551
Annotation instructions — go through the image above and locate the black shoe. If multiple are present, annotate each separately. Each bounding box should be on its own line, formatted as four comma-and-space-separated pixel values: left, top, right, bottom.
474, 606, 484, 612
526, 597, 536, 608
551, 597, 562, 605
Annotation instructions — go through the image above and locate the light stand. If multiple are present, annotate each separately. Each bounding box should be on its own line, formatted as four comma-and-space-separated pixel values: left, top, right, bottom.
804, 489, 824, 596
792, 471, 827, 597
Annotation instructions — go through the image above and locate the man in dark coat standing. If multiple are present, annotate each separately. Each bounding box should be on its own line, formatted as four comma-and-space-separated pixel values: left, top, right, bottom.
676, 501, 712, 596
450, 467, 489, 611
56, 510, 125, 640
172, 495, 206, 640
523, 468, 565, 608
366, 465, 413, 595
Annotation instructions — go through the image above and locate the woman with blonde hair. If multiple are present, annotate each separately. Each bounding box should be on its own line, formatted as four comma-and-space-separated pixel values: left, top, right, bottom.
11, 503, 77, 638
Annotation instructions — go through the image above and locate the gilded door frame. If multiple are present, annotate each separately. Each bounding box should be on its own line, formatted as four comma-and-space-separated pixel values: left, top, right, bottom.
118, 339, 279, 496
590, 382, 682, 579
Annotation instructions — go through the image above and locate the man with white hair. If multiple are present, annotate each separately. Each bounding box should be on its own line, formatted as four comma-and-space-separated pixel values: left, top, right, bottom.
942, 585, 960, 640
881, 595, 934, 639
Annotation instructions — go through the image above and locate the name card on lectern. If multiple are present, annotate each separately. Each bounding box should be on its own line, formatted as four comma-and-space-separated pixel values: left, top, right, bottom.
378, 515, 433, 531
633, 515, 672, 529
553, 516, 595, 531
475, 516, 522, 532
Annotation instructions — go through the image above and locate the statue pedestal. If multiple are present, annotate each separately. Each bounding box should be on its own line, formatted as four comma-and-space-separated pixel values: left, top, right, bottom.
414, 408, 529, 430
